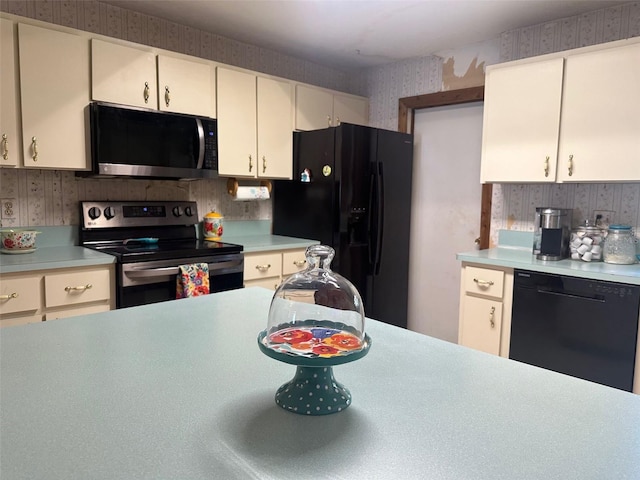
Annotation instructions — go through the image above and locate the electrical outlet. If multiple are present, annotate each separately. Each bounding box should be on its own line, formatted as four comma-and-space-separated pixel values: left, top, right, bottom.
1, 198, 16, 221
593, 209, 615, 228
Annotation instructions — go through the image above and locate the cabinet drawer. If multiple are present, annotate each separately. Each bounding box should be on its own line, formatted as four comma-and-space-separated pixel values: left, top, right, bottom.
0, 274, 41, 315
245, 278, 280, 291
45, 303, 111, 321
460, 296, 503, 355
282, 249, 308, 276
464, 266, 504, 299
44, 268, 111, 308
244, 253, 282, 281
1, 313, 42, 328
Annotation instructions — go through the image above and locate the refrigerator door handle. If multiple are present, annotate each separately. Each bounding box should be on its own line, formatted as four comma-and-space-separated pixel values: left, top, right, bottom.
374, 162, 384, 274
368, 173, 376, 266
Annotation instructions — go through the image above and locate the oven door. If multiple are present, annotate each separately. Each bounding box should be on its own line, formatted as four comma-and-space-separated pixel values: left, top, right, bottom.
117, 253, 243, 308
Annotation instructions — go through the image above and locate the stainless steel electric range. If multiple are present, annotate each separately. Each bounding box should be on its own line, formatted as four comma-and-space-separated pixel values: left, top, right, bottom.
80, 201, 244, 308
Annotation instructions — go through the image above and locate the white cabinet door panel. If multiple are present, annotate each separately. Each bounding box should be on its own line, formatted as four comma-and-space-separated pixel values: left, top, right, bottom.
157, 55, 215, 117
257, 76, 293, 179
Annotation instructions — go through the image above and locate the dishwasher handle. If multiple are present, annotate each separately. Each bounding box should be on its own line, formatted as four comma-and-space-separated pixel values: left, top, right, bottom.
536, 288, 605, 303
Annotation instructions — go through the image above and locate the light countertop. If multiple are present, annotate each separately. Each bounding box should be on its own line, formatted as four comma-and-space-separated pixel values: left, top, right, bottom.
0, 245, 115, 274
1, 287, 639, 479
224, 233, 318, 253
457, 245, 640, 285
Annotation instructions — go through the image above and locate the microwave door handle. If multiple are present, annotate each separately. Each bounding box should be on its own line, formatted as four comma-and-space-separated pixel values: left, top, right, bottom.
195, 118, 205, 169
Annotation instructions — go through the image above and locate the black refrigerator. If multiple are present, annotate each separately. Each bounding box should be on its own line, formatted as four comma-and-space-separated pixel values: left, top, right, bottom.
273, 123, 413, 328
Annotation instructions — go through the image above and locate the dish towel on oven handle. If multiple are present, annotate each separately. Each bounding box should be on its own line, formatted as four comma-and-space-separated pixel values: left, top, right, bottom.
176, 263, 210, 298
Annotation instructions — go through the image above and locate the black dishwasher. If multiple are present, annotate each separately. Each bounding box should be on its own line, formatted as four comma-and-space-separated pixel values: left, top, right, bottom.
510, 270, 640, 391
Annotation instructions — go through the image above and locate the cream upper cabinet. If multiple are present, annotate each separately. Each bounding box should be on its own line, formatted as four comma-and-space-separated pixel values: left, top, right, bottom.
157, 54, 215, 117
217, 67, 258, 177
480, 58, 563, 183
481, 39, 640, 184
217, 67, 293, 179
295, 84, 368, 131
19, 23, 90, 170
1, 18, 20, 167
92, 39, 157, 109
256, 76, 293, 179
556, 43, 640, 182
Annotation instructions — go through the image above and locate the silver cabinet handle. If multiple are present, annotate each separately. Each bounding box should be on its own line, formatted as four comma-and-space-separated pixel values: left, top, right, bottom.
544, 155, 549, 177
31, 136, 38, 162
65, 284, 93, 292
0, 292, 18, 300
568, 154, 573, 176
2, 133, 8, 160
327, 115, 332, 127
164, 85, 170, 107
255, 264, 271, 272
293, 260, 306, 267
143, 82, 150, 103
248, 154, 253, 172
473, 278, 494, 287
262, 156, 267, 173
489, 306, 496, 328
335, 116, 340, 126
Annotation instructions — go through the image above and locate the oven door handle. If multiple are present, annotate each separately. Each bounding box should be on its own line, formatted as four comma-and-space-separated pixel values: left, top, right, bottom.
125, 260, 242, 278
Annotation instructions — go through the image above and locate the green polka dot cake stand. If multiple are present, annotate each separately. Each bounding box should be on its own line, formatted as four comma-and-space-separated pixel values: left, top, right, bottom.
257, 325, 371, 416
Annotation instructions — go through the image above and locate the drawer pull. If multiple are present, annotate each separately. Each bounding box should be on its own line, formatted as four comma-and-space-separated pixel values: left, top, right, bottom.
489, 306, 496, 328
473, 278, 494, 288
65, 284, 93, 292
255, 264, 271, 272
293, 260, 306, 267
0, 292, 18, 300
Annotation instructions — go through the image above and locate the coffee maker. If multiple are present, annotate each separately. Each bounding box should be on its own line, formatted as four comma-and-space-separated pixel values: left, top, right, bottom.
533, 207, 572, 261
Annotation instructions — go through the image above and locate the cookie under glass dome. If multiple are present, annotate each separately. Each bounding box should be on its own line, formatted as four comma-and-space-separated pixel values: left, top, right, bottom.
257, 245, 371, 415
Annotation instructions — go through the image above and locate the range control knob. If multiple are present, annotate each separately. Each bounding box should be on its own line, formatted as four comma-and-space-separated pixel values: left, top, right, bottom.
172, 206, 183, 217
88, 207, 101, 220
104, 207, 115, 219
184, 206, 193, 217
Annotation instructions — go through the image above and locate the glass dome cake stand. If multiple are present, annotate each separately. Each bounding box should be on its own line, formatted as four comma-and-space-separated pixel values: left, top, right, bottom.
257, 245, 371, 416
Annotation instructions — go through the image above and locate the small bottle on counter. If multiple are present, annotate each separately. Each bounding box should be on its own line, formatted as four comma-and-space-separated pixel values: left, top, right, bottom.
603, 225, 638, 265
570, 220, 605, 262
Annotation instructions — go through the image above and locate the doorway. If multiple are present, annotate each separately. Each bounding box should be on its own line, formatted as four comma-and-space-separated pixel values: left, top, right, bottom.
409, 103, 483, 341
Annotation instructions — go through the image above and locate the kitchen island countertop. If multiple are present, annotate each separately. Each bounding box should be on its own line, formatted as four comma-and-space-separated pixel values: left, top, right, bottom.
1, 287, 638, 479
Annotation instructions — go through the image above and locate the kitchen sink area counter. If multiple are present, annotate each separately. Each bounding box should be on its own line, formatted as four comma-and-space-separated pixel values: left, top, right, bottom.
2, 287, 639, 479
456, 231, 640, 286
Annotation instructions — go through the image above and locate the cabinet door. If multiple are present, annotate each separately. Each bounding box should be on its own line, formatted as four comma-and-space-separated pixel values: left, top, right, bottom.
217, 67, 257, 177
92, 39, 157, 109
557, 43, 640, 182
44, 268, 111, 308
333, 93, 368, 127
282, 249, 309, 276
295, 84, 333, 131
0, 273, 41, 316
19, 23, 90, 170
459, 295, 503, 355
1, 19, 20, 167
257, 76, 293, 179
157, 55, 215, 117
480, 58, 564, 183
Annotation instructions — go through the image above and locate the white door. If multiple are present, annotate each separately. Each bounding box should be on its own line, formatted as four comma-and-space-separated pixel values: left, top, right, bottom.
408, 102, 483, 343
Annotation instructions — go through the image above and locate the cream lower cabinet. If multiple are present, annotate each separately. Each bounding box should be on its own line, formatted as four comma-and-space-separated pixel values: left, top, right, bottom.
243, 248, 309, 291
1, 18, 19, 167
217, 67, 293, 179
295, 84, 369, 131
458, 263, 513, 357
18, 23, 90, 170
0, 265, 115, 327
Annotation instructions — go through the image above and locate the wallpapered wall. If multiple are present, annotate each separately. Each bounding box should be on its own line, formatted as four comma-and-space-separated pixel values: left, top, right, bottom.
0, 0, 358, 227
1, 0, 639, 238
359, 1, 640, 245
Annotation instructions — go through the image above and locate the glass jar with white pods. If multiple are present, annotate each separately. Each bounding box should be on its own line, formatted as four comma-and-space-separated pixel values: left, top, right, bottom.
570, 220, 605, 262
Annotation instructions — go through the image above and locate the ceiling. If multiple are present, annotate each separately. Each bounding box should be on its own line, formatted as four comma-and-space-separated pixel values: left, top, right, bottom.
103, 0, 623, 70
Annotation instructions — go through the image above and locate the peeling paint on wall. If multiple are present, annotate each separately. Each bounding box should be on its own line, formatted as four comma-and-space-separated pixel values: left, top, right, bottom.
442, 56, 485, 90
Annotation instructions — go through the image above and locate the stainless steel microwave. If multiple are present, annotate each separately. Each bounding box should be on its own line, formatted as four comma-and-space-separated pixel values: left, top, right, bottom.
81, 102, 218, 180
